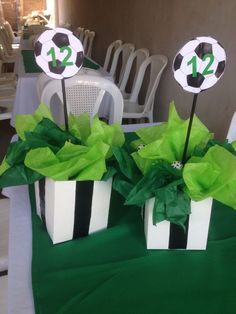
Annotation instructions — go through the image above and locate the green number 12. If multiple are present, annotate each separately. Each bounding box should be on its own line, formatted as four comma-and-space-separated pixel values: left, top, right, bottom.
47, 46, 73, 67
187, 53, 214, 77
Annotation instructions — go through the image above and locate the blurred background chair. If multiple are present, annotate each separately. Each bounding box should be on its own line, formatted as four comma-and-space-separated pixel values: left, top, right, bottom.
109, 42, 135, 86
75, 27, 85, 42
39, 74, 124, 124
86, 31, 95, 58
119, 48, 149, 98
83, 30, 95, 57
122, 54, 168, 123
103, 39, 122, 72
226, 112, 236, 142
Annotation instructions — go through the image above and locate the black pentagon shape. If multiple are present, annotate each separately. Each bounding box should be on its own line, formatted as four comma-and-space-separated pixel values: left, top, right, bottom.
215, 60, 225, 78
173, 53, 183, 71
195, 42, 212, 59
34, 41, 42, 57
48, 59, 65, 74
52, 33, 70, 48
187, 72, 205, 88
75, 51, 84, 68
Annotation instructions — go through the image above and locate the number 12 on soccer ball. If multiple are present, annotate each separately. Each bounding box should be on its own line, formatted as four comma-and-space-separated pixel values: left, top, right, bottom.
47, 46, 73, 67
187, 53, 214, 77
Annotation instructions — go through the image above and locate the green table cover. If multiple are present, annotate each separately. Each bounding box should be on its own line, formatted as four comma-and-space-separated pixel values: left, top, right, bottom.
21, 50, 100, 74
29, 172, 236, 312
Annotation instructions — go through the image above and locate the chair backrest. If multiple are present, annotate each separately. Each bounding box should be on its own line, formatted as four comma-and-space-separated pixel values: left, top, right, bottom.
85, 31, 95, 58
82, 29, 90, 52
40, 74, 124, 124
110, 43, 135, 85
0, 36, 12, 61
36, 73, 53, 98
103, 40, 122, 72
75, 27, 84, 41
0, 26, 13, 55
226, 112, 236, 142
119, 48, 149, 92
129, 54, 168, 112
3, 21, 14, 43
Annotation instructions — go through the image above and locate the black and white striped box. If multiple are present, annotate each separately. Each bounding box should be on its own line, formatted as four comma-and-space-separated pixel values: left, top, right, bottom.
144, 197, 213, 250
34, 177, 113, 244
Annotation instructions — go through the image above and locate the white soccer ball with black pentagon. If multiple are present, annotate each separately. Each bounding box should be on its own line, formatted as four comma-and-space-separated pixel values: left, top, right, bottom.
34, 27, 84, 79
173, 36, 226, 93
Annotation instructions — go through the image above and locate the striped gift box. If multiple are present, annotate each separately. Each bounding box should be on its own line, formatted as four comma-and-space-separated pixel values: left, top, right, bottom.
34, 177, 113, 244
144, 197, 213, 250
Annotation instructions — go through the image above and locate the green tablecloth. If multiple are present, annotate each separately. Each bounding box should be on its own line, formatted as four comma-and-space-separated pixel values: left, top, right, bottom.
21, 50, 100, 74
29, 179, 236, 313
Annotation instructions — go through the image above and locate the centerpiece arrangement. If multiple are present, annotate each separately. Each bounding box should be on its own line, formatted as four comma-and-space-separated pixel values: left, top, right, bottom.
0, 104, 125, 243
111, 102, 236, 249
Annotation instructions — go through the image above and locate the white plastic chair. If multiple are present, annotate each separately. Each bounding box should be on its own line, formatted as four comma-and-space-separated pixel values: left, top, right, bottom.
75, 27, 84, 42
109, 43, 135, 86
123, 54, 168, 123
103, 40, 122, 72
226, 112, 236, 142
119, 48, 149, 98
36, 73, 52, 98
40, 74, 124, 124
82, 29, 90, 49
2, 22, 20, 47
86, 31, 95, 58
83, 30, 95, 57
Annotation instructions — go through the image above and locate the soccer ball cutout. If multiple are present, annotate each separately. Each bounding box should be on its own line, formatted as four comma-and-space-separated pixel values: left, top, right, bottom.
34, 27, 84, 79
173, 36, 226, 93
171, 160, 183, 170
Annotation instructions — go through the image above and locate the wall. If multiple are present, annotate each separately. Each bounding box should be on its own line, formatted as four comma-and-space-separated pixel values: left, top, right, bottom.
21, 0, 45, 16
59, 0, 236, 139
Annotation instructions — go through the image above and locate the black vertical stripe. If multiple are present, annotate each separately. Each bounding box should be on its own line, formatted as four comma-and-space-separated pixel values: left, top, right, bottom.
38, 177, 46, 227
168, 216, 189, 249
73, 181, 94, 239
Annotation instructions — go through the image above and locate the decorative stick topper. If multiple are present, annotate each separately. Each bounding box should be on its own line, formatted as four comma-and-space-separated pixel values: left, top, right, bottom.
34, 27, 84, 80
173, 36, 226, 93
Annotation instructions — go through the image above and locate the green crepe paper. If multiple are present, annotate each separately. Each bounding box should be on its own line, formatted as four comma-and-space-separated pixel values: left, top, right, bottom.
15, 103, 53, 140
0, 159, 9, 176
0, 108, 126, 186
125, 161, 191, 227
183, 145, 236, 210
85, 116, 125, 158
69, 113, 125, 159
68, 113, 90, 143
111, 146, 143, 198
153, 179, 191, 228
132, 101, 213, 174
24, 142, 110, 181
0, 164, 42, 188
24, 118, 80, 152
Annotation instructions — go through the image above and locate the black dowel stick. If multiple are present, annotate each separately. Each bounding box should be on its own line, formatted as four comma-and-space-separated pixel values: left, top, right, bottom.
182, 93, 198, 164
61, 78, 69, 131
